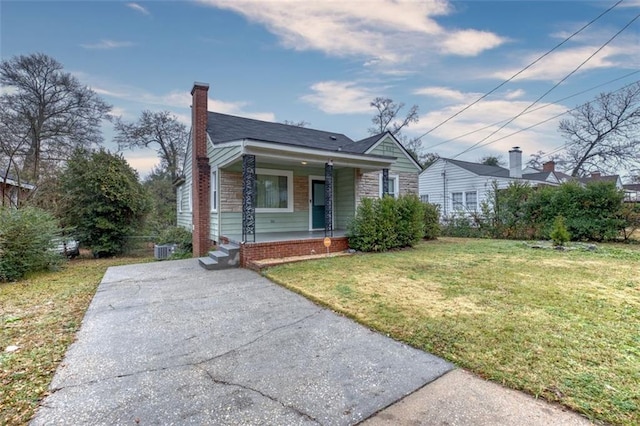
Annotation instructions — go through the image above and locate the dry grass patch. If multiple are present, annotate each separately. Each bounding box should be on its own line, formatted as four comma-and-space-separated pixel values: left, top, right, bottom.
1, 255, 153, 425
265, 238, 640, 425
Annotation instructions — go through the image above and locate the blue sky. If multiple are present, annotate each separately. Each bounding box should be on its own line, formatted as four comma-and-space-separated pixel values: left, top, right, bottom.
2, 0, 639, 178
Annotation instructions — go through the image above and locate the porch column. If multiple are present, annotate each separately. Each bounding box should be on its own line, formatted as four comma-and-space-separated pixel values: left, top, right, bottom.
382, 168, 389, 196
242, 154, 256, 243
324, 161, 333, 237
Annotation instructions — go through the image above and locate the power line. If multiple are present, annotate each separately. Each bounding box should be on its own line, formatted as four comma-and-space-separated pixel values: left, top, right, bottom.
461, 79, 640, 155
421, 70, 640, 152
453, 10, 640, 159
414, 0, 624, 141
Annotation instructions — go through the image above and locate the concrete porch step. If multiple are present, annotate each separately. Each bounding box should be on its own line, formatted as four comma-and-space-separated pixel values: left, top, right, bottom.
198, 242, 240, 270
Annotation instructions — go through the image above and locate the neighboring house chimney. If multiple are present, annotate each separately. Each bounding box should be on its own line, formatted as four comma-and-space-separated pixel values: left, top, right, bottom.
542, 161, 555, 172
509, 146, 522, 178
591, 171, 601, 178
191, 82, 211, 257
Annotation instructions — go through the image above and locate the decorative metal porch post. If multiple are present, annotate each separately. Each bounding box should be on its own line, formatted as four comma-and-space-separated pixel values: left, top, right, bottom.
242, 154, 256, 243
382, 168, 389, 196
324, 161, 333, 237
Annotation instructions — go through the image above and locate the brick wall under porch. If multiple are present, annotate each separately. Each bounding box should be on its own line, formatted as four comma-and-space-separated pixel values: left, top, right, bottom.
240, 237, 349, 270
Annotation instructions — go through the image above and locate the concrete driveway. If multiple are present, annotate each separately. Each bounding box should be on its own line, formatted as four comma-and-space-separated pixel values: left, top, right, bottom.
31, 260, 453, 425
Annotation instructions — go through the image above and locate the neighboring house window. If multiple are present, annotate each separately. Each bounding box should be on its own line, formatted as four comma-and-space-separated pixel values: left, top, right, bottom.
210, 170, 218, 212
188, 180, 192, 212
177, 186, 182, 213
465, 191, 477, 211
420, 194, 429, 203
256, 169, 293, 212
379, 173, 399, 198
451, 192, 463, 210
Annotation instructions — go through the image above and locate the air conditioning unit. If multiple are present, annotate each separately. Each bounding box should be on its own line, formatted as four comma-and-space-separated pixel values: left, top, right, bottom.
154, 244, 177, 260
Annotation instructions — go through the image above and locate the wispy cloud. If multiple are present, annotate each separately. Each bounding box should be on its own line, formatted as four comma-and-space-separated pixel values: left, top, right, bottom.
92, 81, 274, 122
301, 81, 381, 114
80, 39, 135, 50
411, 89, 569, 159
127, 2, 150, 15
197, 0, 506, 70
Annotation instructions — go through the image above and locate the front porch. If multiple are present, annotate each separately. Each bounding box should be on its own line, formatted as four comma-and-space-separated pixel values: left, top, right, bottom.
220, 230, 350, 269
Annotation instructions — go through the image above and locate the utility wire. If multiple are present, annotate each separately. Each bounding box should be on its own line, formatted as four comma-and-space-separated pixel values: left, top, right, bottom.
414, 0, 624, 141
421, 70, 639, 152
453, 11, 640, 159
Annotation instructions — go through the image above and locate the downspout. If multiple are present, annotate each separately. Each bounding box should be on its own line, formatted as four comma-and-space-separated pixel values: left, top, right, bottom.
442, 160, 447, 217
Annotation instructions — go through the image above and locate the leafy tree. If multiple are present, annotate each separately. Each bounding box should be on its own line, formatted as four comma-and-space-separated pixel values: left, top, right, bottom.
559, 83, 640, 177
59, 149, 149, 257
143, 166, 177, 234
114, 110, 187, 180
0, 53, 111, 182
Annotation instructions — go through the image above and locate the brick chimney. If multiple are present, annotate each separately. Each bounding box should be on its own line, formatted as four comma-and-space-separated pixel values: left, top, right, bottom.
542, 161, 555, 172
191, 82, 211, 257
509, 147, 522, 178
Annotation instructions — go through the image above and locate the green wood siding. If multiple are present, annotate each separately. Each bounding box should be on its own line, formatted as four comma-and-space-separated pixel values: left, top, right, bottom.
177, 142, 193, 230
220, 211, 310, 235
210, 145, 241, 167
368, 136, 419, 173
335, 168, 355, 230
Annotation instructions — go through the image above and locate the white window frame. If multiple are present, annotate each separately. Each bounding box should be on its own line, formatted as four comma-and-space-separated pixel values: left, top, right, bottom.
210, 169, 218, 212
177, 186, 183, 213
255, 168, 294, 213
451, 192, 463, 211
188, 179, 192, 212
420, 194, 429, 204
379, 172, 399, 198
465, 191, 477, 211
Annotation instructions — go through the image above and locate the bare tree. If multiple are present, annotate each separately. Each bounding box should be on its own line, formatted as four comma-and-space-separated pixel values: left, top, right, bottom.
368, 97, 434, 168
114, 110, 188, 180
282, 120, 310, 127
368, 97, 419, 136
559, 83, 640, 177
0, 53, 112, 182
479, 155, 505, 167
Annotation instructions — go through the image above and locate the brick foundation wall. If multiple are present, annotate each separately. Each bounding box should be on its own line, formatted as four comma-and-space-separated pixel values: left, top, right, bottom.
241, 237, 349, 269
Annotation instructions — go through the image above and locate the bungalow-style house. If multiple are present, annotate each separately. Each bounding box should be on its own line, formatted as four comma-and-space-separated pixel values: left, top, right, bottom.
1, 173, 35, 208
419, 147, 626, 218
176, 82, 421, 269
419, 147, 561, 217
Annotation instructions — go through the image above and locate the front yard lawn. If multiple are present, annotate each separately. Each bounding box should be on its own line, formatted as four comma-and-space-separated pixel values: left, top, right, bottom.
1, 255, 153, 425
265, 237, 640, 426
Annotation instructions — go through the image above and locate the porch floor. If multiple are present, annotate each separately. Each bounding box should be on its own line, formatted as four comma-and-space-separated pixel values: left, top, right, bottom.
223, 230, 347, 244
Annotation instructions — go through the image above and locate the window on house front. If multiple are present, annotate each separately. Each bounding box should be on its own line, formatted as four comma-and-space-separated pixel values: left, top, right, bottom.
465, 191, 477, 211
379, 173, 399, 198
452, 192, 463, 210
256, 169, 293, 212
420, 194, 429, 203
211, 170, 218, 212
177, 186, 182, 213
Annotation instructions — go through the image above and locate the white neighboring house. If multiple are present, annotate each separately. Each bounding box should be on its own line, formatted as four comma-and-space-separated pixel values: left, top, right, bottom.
419, 147, 562, 217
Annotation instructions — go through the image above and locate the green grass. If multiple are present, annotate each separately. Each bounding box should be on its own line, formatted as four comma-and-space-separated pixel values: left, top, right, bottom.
265, 238, 640, 425
1, 254, 153, 425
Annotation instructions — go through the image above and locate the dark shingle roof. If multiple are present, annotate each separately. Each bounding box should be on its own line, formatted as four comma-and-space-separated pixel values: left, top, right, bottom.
444, 158, 554, 182
207, 112, 372, 154
577, 175, 620, 185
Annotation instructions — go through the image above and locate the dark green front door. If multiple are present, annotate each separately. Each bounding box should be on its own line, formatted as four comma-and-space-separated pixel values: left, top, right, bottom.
312, 180, 325, 229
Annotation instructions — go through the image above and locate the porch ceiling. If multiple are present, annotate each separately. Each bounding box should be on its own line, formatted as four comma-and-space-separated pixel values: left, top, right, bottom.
218, 139, 395, 171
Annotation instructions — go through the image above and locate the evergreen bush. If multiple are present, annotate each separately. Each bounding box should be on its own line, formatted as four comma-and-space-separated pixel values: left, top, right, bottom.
0, 207, 63, 281
423, 202, 440, 240
348, 195, 425, 252
550, 215, 570, 246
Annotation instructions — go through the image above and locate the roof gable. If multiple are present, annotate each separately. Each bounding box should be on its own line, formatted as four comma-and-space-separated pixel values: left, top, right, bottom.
362, 132, 422, 171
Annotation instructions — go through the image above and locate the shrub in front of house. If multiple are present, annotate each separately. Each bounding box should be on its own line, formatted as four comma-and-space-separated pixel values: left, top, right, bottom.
0, 207, 63, 282
347, 195, 424, 252
156, 226, 193, 259
423, 202, 440, 240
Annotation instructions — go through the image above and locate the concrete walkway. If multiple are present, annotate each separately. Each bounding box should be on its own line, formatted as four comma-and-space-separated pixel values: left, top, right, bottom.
32, 260, 592, 425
